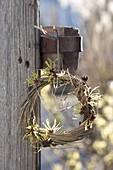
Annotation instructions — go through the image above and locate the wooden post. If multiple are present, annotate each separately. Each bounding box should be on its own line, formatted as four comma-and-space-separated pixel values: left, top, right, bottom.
0, 0, 40, 170
34, 0, 41, 170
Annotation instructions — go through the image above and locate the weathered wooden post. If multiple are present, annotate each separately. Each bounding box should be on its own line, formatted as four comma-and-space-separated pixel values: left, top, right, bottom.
0, 0, 40, 170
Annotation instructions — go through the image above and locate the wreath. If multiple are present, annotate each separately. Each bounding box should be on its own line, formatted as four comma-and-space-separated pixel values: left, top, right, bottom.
21, 59, 101, 148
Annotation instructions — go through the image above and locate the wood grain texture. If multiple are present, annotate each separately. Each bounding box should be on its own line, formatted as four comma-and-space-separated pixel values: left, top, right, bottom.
0, 0, 38, 169
41, 26, 80, 74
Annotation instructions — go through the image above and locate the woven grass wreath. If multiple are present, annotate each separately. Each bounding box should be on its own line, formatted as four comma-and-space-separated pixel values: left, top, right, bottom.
21, 59, 101, 148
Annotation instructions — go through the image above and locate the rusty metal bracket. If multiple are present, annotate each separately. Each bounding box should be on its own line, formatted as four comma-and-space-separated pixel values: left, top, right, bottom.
40, 36, 83, 53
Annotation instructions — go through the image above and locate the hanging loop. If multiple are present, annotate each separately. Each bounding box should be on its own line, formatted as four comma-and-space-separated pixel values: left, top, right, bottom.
53, 26, 60, 72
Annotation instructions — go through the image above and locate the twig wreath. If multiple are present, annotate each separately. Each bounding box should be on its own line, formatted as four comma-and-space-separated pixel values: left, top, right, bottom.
21, 59, 101, 148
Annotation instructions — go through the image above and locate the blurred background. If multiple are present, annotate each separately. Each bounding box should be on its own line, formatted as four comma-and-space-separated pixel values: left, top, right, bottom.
40, 0, 113, 170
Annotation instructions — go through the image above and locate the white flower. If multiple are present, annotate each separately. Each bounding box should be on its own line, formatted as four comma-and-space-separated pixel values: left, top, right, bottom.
43, 119, 62, 133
